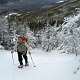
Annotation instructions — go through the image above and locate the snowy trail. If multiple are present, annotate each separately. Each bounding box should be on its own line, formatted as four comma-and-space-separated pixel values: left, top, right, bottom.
0, 49, 80, 80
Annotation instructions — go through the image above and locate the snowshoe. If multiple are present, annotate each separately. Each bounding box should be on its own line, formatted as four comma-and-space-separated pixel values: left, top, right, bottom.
18, 65, 23, 68
25, 63, 29, 66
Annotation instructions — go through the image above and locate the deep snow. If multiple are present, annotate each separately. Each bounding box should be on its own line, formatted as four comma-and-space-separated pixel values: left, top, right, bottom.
0, 49, 80, 80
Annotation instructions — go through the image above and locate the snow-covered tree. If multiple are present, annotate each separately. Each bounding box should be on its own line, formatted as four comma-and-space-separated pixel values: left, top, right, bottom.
41, 22, 59, 52
59, 14, 80, 55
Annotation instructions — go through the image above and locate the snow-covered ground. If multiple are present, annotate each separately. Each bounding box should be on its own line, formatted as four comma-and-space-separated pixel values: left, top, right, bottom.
0, 49, 80, 80
0, 45, 4, 50
56, 0, 64, 3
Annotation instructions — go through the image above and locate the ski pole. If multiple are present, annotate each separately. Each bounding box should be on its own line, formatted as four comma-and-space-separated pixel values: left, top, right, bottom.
26, 42, 36, 67
11, 52, 15, 65
29, 52, 36, 67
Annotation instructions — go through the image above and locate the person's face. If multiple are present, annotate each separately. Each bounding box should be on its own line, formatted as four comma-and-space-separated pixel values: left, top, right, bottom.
18, 38, 23, 43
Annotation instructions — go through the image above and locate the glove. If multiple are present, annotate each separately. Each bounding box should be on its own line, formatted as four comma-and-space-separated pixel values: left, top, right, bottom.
11, 51, 13, 54
22, 51, 26, 55
29, 52, 31, 54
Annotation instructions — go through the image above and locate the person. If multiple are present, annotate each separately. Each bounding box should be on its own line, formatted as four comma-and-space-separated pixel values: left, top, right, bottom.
11, 36, 30, 68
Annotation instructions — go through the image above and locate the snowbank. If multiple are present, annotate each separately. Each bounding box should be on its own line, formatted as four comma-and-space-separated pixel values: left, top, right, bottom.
57, 1, 64, 3
0, 45, 4, 50
0, 49, 80, 80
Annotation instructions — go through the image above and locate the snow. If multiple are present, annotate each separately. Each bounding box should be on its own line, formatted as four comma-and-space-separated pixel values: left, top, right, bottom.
5, 13, 21, 18
1, 9, 80, 80
0, 49, 80, 80
56, 1, 64, 3
62, 14, 80, 30
0, 45, 4, 50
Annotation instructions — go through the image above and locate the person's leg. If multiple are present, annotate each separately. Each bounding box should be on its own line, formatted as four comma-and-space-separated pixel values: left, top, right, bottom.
23, 51, 28, 66
17, 52, 23, 65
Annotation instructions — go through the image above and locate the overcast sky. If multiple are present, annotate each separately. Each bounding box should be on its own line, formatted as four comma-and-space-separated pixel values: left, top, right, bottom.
0, 0, 68, 14
0, 0, 68, 4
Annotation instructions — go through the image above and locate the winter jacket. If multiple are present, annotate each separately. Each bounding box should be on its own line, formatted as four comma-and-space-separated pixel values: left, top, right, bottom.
17, 42, 26, 53
12, 36, 30, 53
12, 41, 30, 52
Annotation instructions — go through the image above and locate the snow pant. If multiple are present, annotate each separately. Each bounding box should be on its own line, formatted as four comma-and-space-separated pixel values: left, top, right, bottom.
17, 51, 28, 65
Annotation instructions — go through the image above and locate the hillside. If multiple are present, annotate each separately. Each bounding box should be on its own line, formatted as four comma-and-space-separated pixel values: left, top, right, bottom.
0, 0, 80, 53
0, 0, 65, 15
7, 0, 80, 31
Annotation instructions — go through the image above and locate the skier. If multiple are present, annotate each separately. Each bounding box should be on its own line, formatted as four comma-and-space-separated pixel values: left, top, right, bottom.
11, 36, 31, 68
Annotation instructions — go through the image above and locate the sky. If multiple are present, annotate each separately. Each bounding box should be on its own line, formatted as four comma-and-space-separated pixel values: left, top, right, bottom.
0, 0, 68, 4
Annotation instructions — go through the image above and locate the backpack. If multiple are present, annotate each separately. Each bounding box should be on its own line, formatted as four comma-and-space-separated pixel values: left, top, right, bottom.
21, 36, 28, 42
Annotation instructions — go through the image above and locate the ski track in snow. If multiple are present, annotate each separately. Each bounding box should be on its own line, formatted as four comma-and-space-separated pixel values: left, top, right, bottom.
0, 49, 80, 80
